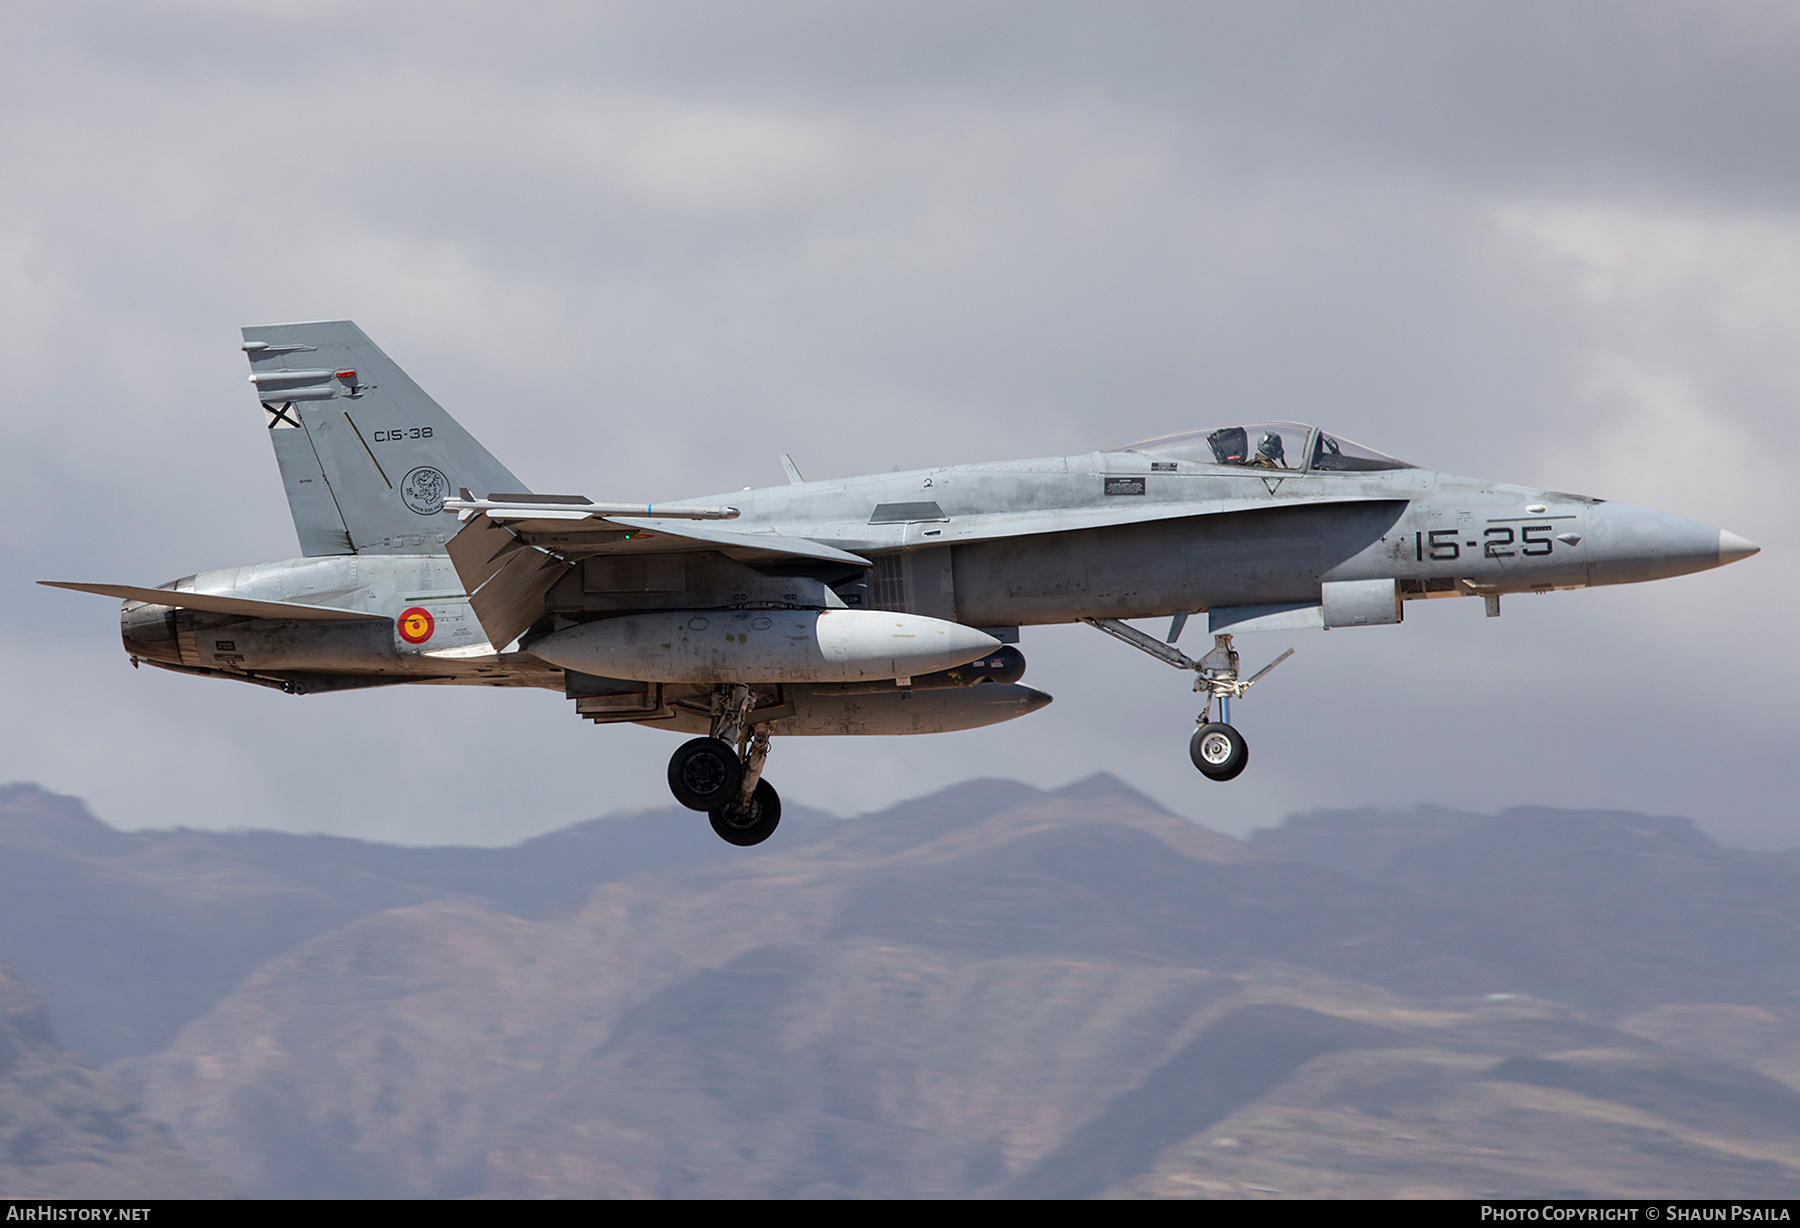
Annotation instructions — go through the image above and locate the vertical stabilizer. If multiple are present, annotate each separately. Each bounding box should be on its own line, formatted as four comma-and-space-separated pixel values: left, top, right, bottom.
242, 320, 526, 556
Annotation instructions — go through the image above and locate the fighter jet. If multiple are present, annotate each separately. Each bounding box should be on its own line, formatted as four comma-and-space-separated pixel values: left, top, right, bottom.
43, 321, 1760, 845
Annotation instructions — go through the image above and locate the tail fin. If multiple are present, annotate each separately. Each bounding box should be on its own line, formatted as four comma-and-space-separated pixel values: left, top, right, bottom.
242, 320, 526, 556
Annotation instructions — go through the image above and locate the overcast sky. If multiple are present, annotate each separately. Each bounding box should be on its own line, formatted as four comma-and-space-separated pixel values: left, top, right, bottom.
1, 1, 1792, 847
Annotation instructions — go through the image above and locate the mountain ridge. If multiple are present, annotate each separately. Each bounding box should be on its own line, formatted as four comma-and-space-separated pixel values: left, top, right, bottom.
3, 778, 1799, 1197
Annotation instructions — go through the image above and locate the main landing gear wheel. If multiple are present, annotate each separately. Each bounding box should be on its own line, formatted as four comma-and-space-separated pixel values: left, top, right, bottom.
668, 737, 743, 810
1190, 722, 1249, 782
710, 778, 782, 847
677, 685, 783, 846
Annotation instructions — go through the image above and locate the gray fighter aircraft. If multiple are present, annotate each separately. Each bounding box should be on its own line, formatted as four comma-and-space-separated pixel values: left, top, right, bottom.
43, 321, 1760, 845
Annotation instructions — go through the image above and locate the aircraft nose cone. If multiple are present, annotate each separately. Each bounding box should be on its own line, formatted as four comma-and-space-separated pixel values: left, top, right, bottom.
1585, 502, 1745, 586
1719, 529, 1761, 565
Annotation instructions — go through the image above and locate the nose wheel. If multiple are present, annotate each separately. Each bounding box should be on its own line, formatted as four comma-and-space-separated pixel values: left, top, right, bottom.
1190, 722, 1248, 781
667, 684, 783, 845
1082, 620, 1292, 784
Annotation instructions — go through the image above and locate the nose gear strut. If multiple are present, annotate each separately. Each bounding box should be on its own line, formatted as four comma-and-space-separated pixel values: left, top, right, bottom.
1080, 618, 1294, 782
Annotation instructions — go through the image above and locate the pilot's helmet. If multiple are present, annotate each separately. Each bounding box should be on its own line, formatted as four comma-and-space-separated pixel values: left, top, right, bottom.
1257, 432, 1285, 462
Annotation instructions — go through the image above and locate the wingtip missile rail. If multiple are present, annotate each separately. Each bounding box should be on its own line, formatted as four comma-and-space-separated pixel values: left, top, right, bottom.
442, 494, 741, 524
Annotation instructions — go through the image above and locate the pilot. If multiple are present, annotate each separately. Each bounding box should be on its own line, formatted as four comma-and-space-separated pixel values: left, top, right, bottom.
1249, 432, 1287, 469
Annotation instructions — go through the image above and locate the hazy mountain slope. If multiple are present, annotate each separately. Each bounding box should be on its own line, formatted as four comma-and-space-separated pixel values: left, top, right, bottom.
0, 783, 826, 1063
1104, 1010, 1800, 1200
0, 962, 233, 1199
110, 779, 1800, 1198
1252, 803, 1800, 1013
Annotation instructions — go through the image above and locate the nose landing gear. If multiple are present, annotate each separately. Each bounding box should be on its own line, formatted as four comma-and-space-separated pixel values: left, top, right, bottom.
667, 684, 783, 845
1189, 636, 1261, 781
1082, 619, 1292, 783
1191, 722, 1248, 781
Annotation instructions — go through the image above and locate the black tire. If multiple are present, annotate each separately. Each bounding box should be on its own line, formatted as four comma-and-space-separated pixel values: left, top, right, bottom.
710, 778, 782, 847
1190, 722, 1249, 781
668, 737, 743, 810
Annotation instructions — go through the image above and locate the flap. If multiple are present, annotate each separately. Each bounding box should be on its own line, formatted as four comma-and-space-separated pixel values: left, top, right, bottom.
443, 516, 573, 648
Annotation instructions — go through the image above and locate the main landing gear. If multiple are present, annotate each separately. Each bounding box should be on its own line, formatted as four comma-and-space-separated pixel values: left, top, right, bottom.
1082, 618, 1293, 784
667, 683, 783, 846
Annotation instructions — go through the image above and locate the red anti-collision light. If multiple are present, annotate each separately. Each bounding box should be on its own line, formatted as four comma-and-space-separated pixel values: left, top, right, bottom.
335, 369, 356, 381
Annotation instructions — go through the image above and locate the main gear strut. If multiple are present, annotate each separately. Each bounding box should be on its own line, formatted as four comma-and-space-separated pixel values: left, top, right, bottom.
666, 683, 783, 845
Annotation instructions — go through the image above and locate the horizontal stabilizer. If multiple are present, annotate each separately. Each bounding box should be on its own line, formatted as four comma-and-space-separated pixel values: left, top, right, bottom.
38, 581, 388, 622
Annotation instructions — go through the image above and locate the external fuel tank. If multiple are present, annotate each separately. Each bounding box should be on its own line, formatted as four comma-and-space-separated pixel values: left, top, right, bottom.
529, 609, 1001, 684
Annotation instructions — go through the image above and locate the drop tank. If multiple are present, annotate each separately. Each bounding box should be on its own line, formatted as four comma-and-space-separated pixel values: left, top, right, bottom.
529, 609, 1001, 684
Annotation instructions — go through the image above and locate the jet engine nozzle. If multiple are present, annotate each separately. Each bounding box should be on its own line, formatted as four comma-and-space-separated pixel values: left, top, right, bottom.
120, 600, 185, 666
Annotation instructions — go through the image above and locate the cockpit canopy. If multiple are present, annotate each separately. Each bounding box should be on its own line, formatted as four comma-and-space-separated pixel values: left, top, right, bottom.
1118, 421, 1413, 473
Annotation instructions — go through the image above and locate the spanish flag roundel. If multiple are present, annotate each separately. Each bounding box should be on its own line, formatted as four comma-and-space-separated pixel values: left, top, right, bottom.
397, 606, 435, 645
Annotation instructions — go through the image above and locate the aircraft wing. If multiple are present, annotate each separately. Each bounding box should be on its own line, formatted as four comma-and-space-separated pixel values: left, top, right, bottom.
444, 510, 871, 651
594, 518, 871, 566
39, 581, 388, 622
